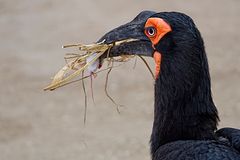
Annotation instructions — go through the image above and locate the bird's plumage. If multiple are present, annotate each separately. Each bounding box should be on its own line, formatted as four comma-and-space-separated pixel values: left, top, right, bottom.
216, 128, 240, 152
150, 12, 240, 160
154, 140, 239, 160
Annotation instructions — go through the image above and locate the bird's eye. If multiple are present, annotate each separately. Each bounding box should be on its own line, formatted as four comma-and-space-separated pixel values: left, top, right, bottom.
145, 27, 156, 37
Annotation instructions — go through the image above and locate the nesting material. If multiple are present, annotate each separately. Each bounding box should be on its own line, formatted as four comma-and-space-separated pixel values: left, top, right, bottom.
43, 39, 137, 91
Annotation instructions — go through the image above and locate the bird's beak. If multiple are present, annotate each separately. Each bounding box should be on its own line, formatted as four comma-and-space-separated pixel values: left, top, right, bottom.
98, 11, 155, 59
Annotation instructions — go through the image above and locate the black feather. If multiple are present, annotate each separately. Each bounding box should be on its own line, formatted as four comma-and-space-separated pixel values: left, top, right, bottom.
216, 128, 240, 151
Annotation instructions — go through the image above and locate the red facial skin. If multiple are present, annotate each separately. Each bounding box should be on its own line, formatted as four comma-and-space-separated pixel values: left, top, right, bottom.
144, 18, 172, 78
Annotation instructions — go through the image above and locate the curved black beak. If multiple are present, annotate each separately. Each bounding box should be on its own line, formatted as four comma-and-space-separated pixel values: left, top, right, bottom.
98, 11, 156, 58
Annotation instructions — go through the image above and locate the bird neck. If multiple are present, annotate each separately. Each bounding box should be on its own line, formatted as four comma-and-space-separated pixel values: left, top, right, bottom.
150, 55, 219, 155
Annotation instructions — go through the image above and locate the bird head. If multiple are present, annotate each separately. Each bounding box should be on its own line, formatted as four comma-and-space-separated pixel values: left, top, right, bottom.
99, 11, 208, 97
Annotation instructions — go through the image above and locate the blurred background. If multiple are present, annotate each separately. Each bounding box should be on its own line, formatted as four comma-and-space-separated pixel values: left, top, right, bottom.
0, 0, 240, 159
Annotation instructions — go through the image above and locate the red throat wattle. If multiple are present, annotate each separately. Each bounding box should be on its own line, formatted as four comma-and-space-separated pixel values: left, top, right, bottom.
153, 51, 161, 79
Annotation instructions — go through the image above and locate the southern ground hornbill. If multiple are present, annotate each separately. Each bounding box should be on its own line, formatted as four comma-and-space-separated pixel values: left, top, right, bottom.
97, 11, 240, 159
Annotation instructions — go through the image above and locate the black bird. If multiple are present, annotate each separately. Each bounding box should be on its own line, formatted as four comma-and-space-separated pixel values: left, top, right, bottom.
98, 11, 240, 160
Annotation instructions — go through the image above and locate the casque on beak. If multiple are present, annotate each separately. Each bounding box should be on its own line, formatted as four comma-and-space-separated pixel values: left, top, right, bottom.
98, 11, 156, 59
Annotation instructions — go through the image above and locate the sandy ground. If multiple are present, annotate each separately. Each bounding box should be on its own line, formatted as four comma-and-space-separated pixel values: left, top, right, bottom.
0, 0, 240, 159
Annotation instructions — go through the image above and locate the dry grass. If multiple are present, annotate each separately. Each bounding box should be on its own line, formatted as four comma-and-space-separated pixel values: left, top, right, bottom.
43, 39, 138, 91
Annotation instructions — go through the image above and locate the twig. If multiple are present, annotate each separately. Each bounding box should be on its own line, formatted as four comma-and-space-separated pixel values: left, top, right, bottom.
82, 71, 87, 124
133, 56, 138, 69
104, 61, 121, 114
138, 55, 155, 80
90, 75, 96, 105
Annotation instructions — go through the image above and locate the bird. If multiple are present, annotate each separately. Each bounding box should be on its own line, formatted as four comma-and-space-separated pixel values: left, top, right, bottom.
97, 11, 240, 160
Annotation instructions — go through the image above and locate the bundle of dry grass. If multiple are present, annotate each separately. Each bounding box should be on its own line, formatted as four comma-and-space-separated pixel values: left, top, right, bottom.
43, 39, 138, 91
